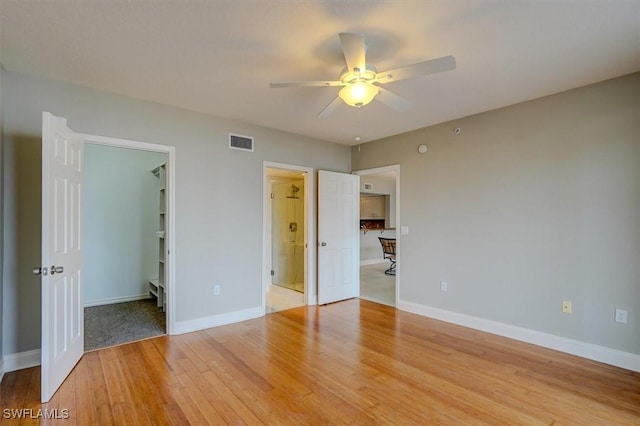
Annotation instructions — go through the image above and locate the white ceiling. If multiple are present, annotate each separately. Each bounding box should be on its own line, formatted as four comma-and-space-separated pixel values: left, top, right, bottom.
1, 1, 639, 145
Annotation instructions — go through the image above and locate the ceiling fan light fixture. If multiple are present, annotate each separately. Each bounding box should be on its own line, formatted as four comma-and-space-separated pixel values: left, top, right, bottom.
339, 81, 378, 108
270, 33, 455, 118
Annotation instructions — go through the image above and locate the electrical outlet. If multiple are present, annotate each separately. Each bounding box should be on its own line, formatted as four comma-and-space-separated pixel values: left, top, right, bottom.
615, 309, 628, 324
562, 301, 572, 314
440, 281, 448, 292
214, 285, 220, 296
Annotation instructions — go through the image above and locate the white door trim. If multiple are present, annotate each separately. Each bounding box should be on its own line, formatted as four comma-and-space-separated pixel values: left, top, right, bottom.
78, 133, 177, 335
263, 161, 316, 312
353, 164, 401, 305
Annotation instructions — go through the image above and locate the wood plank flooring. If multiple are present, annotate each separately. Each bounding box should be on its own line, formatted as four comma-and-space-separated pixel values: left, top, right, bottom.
1, 299, 639, 425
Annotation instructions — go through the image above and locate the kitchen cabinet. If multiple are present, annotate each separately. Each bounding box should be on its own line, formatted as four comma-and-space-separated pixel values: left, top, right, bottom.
360, 195, 385, 219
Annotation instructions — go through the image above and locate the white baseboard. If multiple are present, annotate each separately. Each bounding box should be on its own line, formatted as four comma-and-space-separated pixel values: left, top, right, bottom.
2, 349, 41, 372
397, 300, 640, 372
360, 259, 387, 266
84, 293, 151, 308
173, 306, 264, 335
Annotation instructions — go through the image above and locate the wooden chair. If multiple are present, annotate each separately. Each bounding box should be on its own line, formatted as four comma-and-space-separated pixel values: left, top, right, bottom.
378, 237, 396, 275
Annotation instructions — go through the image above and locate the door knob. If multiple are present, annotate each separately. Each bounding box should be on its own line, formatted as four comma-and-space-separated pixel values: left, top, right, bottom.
321, 242, 327, 246
50, 266, 64, 275
33, 267, 48, 276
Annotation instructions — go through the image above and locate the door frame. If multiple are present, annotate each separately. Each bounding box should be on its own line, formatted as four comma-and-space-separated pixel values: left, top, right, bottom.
79, 133, 177, 334
353, 164, 401, 305
262, 161, 316, 312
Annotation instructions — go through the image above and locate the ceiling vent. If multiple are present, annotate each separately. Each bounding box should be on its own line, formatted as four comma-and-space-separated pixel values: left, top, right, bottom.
229, 133, 254, 152
364, 183, 373, 191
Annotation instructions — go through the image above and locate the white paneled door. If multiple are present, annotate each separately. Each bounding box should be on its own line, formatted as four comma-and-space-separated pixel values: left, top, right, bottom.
41, 112, 84, 402
318, 170, 359, 304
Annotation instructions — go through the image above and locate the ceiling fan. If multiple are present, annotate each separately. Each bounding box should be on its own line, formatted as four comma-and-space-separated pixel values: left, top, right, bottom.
270, 33, 456, 119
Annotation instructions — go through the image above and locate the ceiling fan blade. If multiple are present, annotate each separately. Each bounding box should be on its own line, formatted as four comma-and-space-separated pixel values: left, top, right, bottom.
377, 55, 456, 83
375, 86, 413, 112
339, 33, 366, 73
270, 80, 343, 88
316, 97, 343, 119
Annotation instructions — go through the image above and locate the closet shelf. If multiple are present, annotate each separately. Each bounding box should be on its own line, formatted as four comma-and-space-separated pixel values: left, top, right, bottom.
150, 162, 167, 313
149, 279, 160, 297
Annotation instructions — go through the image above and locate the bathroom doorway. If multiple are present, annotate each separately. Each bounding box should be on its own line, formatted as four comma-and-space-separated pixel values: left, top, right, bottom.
263, 163, 313, 313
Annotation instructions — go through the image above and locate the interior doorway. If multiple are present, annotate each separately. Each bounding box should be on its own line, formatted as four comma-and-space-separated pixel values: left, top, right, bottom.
263, 163, 313, 313
354, 165, 400, 307
80, 133, 176, 347
82, 143, 167, 351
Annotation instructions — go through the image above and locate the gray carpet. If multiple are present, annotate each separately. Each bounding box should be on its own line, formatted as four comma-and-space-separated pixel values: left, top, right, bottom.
84, 299, 166, 351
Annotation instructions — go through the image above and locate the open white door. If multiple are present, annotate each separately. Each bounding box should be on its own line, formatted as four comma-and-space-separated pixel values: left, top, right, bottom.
318, 170, 359, 304
40, 112, 84, 402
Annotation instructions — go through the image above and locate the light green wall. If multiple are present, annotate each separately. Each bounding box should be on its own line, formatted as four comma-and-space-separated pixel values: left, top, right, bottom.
83, 144, 166, 305
2, 70, 351, 354
352, 72, 640, 355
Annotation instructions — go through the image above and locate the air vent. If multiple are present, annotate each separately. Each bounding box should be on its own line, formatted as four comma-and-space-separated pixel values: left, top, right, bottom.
364, 183, 373, 191
229, 133, 254, 152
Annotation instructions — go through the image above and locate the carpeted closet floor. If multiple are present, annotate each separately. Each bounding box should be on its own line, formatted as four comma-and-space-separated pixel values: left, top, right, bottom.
84, 299, 166, 351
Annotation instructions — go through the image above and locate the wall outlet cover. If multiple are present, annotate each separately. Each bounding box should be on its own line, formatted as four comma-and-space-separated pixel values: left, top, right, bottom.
615, 309, 628, 324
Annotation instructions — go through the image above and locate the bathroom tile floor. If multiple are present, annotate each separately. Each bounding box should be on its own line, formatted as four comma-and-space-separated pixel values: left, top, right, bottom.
267, 262, 395, 313
267, 283, 305, 313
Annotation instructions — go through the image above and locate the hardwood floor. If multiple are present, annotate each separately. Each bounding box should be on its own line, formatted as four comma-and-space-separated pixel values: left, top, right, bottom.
1, 299, 639, 425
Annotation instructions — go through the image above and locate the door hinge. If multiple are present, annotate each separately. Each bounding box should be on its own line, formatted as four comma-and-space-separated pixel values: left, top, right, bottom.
270, 269, 275, 276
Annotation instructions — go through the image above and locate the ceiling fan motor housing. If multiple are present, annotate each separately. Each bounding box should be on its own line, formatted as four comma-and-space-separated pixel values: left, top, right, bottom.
339, 66, 380, 107
339, 65, 378, 84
